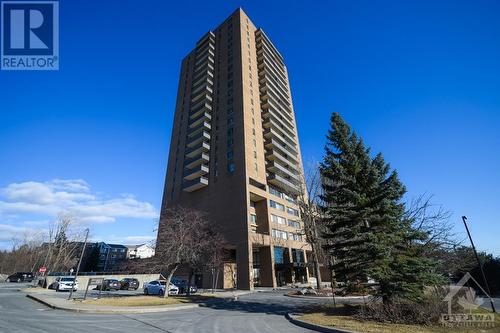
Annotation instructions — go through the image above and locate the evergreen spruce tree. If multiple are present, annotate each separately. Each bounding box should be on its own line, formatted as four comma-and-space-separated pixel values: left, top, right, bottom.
320, 112, 441, 303
83, 246, 100, 272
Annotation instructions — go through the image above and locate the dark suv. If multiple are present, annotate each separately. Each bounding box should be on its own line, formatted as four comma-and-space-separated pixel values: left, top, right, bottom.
171, 278, 198, 294
96, 279, 121, 291
120, 278, 140, 290
6, 272, 34, 283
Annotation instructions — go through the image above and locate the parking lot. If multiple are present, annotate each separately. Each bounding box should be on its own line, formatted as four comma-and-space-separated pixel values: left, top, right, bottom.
0, 282, 323, 332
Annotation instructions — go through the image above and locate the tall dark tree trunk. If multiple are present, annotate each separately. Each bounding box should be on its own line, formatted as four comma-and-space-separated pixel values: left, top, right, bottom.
186, 268, 194, 296
310, 242, 322, 289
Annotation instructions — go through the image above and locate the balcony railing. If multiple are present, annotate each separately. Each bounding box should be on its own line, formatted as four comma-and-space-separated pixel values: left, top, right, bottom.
191, 90, 212, 104
261, 101, 294, 131
266, 147, 298, 167
268, 173, 300, 194
185, 141, 210, 158
183, 164, 209, 181
186, 131, 210, 148
187, 121, 211, 137
267, 160, 299, 182
263, 127, 296, 148
196, 31, 215, 47
262, 113, 295, 139
184, 152, 210, 169
265, 137, 298, 160
188, 111, 211, 129
192, 67, 214, 83
182, 176, 208, 192
190, 102, 211, 119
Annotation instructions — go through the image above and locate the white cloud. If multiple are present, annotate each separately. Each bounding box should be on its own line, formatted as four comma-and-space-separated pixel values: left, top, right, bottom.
0, 179, 159, 224
1, 179, 95, 205
0, 223, 45, 242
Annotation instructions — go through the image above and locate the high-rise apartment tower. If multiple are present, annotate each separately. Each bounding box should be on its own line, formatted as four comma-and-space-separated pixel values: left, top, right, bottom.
158, 8, 311, 290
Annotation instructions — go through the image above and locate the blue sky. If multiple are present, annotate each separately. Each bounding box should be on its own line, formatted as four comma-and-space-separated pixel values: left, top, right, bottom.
1, 0, 499, 255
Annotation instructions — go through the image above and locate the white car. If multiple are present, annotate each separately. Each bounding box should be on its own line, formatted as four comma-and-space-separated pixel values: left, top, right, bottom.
51, 276, 79, 292
143, 280, 179, 296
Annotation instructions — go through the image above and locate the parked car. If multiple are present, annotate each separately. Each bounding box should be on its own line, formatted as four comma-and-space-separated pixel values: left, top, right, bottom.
171, 278, 197, 294
120, 278, 140, 290
97, 279, 121, 291
143, 280, 179, 296
5, 272, 34, 283
50, 276, 78, 292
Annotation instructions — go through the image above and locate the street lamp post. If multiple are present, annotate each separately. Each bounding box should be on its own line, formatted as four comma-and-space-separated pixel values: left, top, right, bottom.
461, 216, 496, 313
68, 228, 89, 300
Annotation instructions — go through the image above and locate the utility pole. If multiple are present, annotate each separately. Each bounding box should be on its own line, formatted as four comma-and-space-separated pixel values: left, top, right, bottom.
68, 228, 89, 300
462, 216, 496, 313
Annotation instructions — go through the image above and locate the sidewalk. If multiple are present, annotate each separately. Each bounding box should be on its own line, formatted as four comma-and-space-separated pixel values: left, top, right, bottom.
26, 293, 200, 314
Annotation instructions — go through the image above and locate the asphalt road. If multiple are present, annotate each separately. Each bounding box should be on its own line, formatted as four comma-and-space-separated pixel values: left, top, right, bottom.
0, 282, 333, 333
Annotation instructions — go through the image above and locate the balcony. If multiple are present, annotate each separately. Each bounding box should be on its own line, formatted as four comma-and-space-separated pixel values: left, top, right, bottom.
187, 121, 211, 137
194, 56, 215, 73
256, 50, 288, 86
266, 148, 298, 167
191, 81, 213, 98
255, 30, 284, 66
189, 111, 211, 129
183, 164, 209, 181
195, 46, 215, 62
257, 56, 287, 87
192, 75, 213, 91
195, 44, 215, 61
268, 173, 300, 194
184, 152, 209, 169
186, 131, 210, 148
182, 176, 208, 192
261, 101, 294, 131
192, 67, 214, 83
265, 138, 298, 160
267, 160, 299, 182
262, 114, 295, 140
190, 102, 211, 119
259, 78, 291, 114
191, 90, 212, 104
263, 127, 296, 148
196, 31, 215, 48
259, 74, 291, 106
185, 141, 210, 158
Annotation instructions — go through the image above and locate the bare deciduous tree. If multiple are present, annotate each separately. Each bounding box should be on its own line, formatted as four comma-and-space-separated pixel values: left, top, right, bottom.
0, 212, 86, 277
43, 213, 86, 273
295, 162, 326, 289
404, 194, 458, 251
152, 207, 225, 298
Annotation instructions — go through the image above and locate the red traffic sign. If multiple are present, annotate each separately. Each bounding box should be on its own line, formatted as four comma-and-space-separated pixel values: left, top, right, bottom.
38, 266, 46, 273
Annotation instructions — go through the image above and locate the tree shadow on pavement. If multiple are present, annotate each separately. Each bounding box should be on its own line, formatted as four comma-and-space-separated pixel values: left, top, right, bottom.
198, 297, 320, 316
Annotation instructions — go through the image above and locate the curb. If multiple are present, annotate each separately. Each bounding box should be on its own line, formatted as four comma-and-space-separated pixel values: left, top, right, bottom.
26, 294, 200, 314
285, 313, 360, 333
27, 294, 58, 309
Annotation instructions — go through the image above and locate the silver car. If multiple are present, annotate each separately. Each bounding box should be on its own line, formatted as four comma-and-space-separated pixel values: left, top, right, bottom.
143, 280, 179, 296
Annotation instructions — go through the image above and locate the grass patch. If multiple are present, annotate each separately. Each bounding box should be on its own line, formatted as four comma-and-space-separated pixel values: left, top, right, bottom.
80, 295, 213, 307
299, 304, 500, 333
